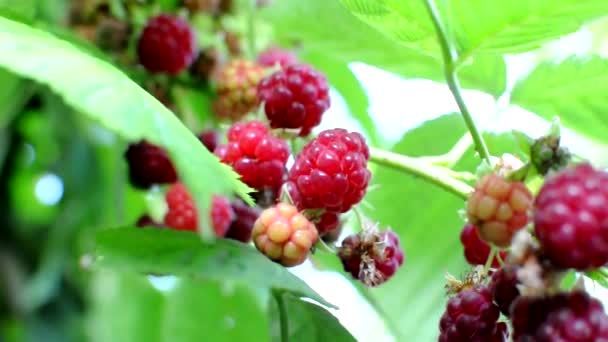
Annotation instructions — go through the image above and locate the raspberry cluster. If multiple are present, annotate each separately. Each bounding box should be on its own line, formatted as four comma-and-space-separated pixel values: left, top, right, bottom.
466, 173, 533, 247
287, 128, 371, 213
257, 64, 330, 136
251, 203, 319, 267
214, 121, 289, 192
137, 14, 198, 74
534, 163, 608, 270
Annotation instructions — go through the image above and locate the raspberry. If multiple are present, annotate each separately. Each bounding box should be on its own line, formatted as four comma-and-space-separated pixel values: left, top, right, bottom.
137, 14, 197, 74
460, 224, 506, 267
257, 47, 298, 68
125, 140, 177, 189
164, 183, 235, 236
215, 121, 289, 192
212, 59, 265, 121
531, 135, 571, 175
466, 173, 533, 247
534, 292, 608, 341
511, 291, 608, 341
322, 224, 342, 243
251, 203, 319, 267
438, 286, 502, 342
257, 64, 330, 136
198, 130, 219, 152
534, 163, 608, 270
338, 229, 404, 287
287, 128, 370, 213
210, 195, 235, 237
489, 266, 520, 316
225, 199, 260, 242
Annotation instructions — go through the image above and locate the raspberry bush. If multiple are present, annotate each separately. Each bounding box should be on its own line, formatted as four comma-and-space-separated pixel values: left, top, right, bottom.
4, 0, 608, 341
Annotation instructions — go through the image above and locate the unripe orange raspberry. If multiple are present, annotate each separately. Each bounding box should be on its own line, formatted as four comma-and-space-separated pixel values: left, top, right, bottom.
252, 203, 319, 267
466, 174, 533, 247
212, 59, 265, 120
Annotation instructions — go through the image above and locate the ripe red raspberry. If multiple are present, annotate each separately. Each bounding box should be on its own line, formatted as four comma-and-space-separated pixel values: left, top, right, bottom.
257, 47, 298, 68
137, 14, 197, 74
125, 140, 177, 189
198, 130, 219, 152
215, 121, 289, 192
534, 163, 608, 270
466, 173, 533, 247
251, 203, 319, 267
287, 128, 370, 213
225, 199, 260, 242
338, 229, 404, 287
511, 291, 608, 341
460, 224, 506, 267
164, 183, 235, 236
438, 286, 503, 342
534, 292, 608, 341
489, 266, 520, 316
212, 59, 265, 120
257, 64, 330, 136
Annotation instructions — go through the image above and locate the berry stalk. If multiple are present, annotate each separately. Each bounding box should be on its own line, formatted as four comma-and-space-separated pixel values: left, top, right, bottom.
368, 147, 472, 199
422, 0, 492, 164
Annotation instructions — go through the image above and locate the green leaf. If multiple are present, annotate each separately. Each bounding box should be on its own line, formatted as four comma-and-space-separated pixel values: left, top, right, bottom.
586, 269, 608, 289
261, 0, 506, 97
94, 228, 334, 308
339, 0, 437, 53
511, 55, 608, 143
271, 295, 356, 342
0, 0, 36, 20
0, 16, 252, 237
89, 272, 270, 342
301, 51, 382, 146
447, 0, 608, 60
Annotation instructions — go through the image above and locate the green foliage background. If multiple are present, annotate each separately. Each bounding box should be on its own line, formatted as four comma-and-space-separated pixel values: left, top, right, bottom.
1, 0, 608, 341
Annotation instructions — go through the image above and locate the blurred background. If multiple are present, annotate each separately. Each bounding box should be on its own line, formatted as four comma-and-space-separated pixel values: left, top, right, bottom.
2, 0, 608, 341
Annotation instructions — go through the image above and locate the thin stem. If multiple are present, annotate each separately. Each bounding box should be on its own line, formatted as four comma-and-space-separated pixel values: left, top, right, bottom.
420, 134, 472, 167
422, 0, 491, 164
246, 0, 256, 59
484, 247, 498, 274
274, 291, 289, 342
369, 147, 472, 200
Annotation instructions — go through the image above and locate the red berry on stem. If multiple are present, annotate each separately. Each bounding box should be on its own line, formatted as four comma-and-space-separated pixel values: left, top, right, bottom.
534, 163, 608, 270
125, 140, 177, 189
287, 128, 370, 213
257, 64, 330, 136
137, 14, 197, 74
215, 121, 290, 192
467, 173, 533, 247
257, 47, 298, 68
438, 286, 503, 342
511, 291, 608, 341
460, 223, 506, 267
251, 203, 318, 267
